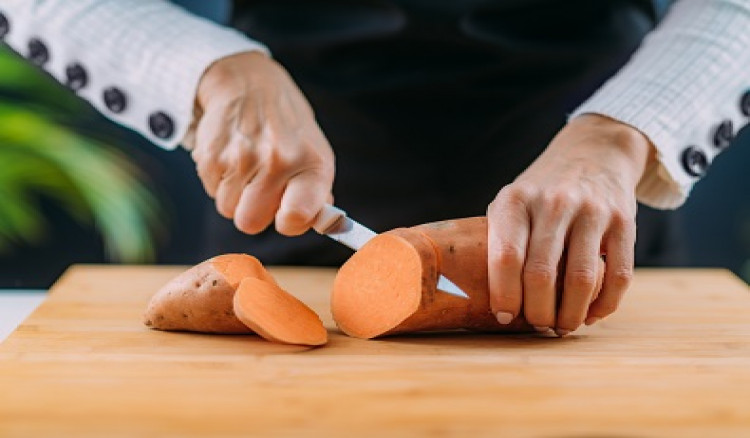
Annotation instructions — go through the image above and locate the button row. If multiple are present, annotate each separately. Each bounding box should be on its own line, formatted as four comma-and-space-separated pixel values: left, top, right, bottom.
680, 90, 749, 178
0, 11, 174, 141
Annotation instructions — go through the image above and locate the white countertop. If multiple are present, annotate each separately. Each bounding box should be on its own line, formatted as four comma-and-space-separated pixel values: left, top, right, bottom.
0, 291, 46, 342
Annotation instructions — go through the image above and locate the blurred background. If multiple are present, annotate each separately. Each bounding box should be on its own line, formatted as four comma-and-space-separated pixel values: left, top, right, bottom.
0, 0, 748, 289
0, 44, 211, 288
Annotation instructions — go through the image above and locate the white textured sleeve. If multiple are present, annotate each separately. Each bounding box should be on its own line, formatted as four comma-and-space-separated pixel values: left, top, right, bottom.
570, 0, 750, 209
0, 0, 269, 149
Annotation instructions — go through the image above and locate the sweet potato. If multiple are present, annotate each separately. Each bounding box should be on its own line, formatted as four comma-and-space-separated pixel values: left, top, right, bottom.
233, 277, 328, 346
332, 217, 602, 339
144, 253, 327, 345
143, 254, 261, 334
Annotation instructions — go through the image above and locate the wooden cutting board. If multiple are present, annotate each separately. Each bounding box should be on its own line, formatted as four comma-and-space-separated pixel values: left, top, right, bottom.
0, 266, 749, 438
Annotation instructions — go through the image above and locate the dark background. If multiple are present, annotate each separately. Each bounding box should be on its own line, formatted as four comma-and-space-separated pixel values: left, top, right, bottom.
0, 0, 747, 288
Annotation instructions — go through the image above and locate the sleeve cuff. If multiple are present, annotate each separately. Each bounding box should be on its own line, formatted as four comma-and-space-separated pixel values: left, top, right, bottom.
569, 0, 750, 210
0, 0, 269, 150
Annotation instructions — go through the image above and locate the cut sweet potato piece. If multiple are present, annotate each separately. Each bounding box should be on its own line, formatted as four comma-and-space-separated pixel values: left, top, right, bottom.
233, 277, 328, 346
332, 218, 521, 338
334, 217, 597, 338
143, 254, 268, 333
332, 228, 432, 339
144, 253, 327, 345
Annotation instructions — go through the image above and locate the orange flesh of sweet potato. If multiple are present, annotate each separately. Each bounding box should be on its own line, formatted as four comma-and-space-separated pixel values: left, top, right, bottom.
210, 253, 278, 288
332, 217, 531, 339
331, 229, 430, 339
233, 277, 328, 346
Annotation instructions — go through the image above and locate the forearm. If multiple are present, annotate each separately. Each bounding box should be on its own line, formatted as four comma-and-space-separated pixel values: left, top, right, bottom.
571, 0, 750, 209
0, 0, 268, 148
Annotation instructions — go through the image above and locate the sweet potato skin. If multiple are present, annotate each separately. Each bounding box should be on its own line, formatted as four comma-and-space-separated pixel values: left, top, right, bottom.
143, 258, 253, 334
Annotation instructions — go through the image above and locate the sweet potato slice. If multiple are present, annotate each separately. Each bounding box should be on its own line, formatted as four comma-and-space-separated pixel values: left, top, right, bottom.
332, 228, 432, 339
333, 217, 529, 338
233, 277, 328, 346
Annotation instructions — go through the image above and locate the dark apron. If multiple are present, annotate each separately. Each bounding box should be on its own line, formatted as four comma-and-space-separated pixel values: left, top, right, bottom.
198, 0, 686, 267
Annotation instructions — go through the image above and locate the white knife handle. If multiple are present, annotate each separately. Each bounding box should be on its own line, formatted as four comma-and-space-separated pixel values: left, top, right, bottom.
313, 204, 346, 234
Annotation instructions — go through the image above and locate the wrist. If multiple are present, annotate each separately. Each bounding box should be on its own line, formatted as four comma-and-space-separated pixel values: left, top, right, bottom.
196, 50, 271, 111
568, 113, 656, 184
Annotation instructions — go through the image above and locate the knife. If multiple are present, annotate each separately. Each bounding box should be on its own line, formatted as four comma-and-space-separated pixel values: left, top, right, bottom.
312, 204, 469, 299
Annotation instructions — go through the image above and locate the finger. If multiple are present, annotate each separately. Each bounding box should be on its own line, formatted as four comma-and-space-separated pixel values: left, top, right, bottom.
192, 106, 234, 198
214, 168, 258, 220
276, 168, 334, 236
556, 211, 606, 335
523, 196, 574, 330
233, 172, 286, 235
487, 188, 530, 326
586, 213, 635, 324
590, 255, 606, 304
213, 139, 259, 219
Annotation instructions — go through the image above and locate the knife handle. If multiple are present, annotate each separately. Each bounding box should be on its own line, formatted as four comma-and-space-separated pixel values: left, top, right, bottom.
312, 204, 346, 234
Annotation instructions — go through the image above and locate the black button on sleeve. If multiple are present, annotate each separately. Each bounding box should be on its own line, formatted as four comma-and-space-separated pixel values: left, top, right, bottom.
27, 38, 49, 66
681, 146, 709, 177
0, 12, 9, 39
103, 87, 127, 113
65, 63, 88, 91
740, 90, 750, 117
148, 111, 175, 140
712, 120, 734, 149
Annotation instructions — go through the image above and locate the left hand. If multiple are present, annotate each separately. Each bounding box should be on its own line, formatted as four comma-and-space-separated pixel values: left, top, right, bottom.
487, 114, 655, 336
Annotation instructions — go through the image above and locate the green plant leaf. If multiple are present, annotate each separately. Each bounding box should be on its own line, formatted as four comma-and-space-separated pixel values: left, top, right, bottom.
0, 101, 162, 262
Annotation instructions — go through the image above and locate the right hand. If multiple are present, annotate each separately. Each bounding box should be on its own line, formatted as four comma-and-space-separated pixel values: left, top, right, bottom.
185, 51, 335, 236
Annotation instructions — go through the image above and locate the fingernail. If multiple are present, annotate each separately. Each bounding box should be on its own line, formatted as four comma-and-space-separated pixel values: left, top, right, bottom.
533, 326, 550, 333
585, 316, 601, 326
555, 328, 572, 337
495, 311, 514, 325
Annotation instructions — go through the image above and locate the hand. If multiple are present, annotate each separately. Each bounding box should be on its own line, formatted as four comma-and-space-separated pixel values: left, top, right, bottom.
185, 51, 335, 236
487, 114, 655, 336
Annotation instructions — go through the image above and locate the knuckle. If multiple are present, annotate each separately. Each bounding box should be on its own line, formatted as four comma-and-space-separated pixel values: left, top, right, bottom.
234, 141, 259, 172
566, 267, 598, 291
491, 242, 524, 270
609, 267, 634, 291
266, 146, 302, 175
524, 262, 556, 287
493, 184, 532, 208
194, 150, 225, 176
579, 199, 606, 218
544, 190, 579, 213
609, 208, 634, 230
190, 147, 204, 163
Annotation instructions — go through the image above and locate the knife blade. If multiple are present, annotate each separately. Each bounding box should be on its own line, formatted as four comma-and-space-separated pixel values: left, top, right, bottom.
313, 204, 469, 299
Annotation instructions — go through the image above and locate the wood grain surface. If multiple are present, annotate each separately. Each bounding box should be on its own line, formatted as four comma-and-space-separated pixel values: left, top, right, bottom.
0, 265, 749, 438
